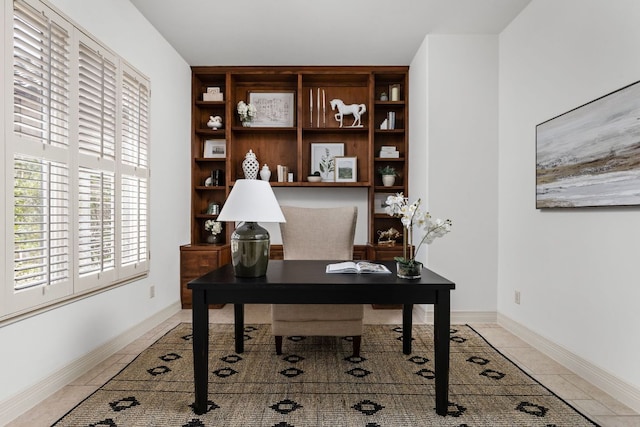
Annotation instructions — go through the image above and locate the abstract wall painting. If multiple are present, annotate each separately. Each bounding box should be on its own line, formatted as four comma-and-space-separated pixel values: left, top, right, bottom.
536, 80, 640, 208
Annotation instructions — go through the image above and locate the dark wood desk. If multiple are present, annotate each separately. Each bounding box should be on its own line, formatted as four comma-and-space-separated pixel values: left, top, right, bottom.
188, 260, 455, 416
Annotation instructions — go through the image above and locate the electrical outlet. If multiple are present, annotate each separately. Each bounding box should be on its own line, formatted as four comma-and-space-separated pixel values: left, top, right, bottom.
150, 285, 155, 299
514, 290, 521, 305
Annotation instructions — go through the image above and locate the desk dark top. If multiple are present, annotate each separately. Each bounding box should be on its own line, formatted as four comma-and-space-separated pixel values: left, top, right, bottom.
188, 260, 455, 305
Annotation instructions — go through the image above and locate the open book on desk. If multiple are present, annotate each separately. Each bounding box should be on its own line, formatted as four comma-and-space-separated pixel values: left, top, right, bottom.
326, 261, 391, 274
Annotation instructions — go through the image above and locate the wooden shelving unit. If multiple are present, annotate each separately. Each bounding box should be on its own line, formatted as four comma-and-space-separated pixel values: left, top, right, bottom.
180, 66, 409, 308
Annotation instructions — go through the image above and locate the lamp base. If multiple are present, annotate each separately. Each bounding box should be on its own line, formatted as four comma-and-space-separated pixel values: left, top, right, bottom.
230, 222, 270, 277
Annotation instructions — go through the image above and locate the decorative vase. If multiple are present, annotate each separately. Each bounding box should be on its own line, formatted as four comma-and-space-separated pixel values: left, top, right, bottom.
207, 234, 220, 244
241, 120, 251, 127
207, 115, 222, 129
396, 261, 422, 279
260, 164, 271, 181
382, 175, 395, 187
242, 149, 259, 179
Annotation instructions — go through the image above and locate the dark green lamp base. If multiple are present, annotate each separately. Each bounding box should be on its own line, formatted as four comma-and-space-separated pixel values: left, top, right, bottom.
230, 222, 270, 277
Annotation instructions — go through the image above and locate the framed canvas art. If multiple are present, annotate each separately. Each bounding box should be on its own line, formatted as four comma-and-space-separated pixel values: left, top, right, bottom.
536, 80, 640, 208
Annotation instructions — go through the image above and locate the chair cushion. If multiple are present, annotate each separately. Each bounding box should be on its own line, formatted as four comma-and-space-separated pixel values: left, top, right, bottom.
271, 304, 363, 322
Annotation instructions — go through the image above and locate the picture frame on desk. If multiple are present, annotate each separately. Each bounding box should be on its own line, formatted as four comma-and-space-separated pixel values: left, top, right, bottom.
203, 139, 226, 158
334, 156, 357, 182
248, 91, 295, 127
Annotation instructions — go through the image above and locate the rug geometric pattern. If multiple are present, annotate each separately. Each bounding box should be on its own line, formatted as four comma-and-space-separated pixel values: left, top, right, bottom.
53, 324, 599, 426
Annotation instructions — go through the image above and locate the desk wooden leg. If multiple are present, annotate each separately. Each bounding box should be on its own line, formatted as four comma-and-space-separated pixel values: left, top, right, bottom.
434, 290, 451, 416
402, 304, 413, 354
234, 304, 244, 354
192, 289, 209, 415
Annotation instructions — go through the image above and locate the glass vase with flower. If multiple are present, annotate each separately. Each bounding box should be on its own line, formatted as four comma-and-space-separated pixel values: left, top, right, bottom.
237, 101, 257, 127
204, 219, 223, 244
384, 193, 452, 279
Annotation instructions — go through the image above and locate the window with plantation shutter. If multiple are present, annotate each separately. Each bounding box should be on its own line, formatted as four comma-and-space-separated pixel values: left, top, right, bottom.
4, 0, 151, 320
121, 175, 148, 267
13, 156, 70, 291
78, 37, 116, 160
13, 0, 70, 148
119, 65, 150, 275
78, 168, 115, 278
121, 70, 149, 168
75, 35, 118, 290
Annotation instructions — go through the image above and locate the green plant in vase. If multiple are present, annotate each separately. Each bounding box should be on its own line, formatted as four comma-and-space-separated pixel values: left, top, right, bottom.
378, 165, 397, 187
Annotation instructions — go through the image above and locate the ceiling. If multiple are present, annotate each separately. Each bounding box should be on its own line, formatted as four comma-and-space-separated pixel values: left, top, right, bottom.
129, 0, 531, 66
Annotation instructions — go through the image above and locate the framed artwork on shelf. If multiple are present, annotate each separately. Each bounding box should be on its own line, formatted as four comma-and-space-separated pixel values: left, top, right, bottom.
334, 156, 357, 182
310, 142, 344, 182
374, 193, 393, 214
248, 91, 295, 127
203, 139, 226, 158
536, 79, 640, 208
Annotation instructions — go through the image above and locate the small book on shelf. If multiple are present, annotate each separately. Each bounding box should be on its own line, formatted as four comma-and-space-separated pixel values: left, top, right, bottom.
326, 261, 391, 274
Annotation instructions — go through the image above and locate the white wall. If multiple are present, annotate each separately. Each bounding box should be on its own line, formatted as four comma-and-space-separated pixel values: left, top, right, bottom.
499, 0, 640, 392
0, 0, 190, 407
410, 35, 499, 314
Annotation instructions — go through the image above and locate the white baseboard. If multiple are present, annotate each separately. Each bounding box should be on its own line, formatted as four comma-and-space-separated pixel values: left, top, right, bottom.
0, 301, 181, 425
498, 313, 640, 414
419, 308, 498, 324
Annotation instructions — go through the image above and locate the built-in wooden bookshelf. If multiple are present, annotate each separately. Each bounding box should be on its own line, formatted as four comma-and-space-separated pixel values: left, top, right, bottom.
180, 66, 409, 308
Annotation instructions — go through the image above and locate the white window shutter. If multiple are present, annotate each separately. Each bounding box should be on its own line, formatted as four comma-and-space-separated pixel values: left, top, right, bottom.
13, 0, 70, 148
78, 37, 116, 160
13, 156, 70, 291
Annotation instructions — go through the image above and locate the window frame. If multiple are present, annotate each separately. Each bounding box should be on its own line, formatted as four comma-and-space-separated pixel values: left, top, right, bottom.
2, 0, 151, 321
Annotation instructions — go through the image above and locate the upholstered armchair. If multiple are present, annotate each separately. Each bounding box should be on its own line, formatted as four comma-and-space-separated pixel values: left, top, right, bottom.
271, 205, 364, 356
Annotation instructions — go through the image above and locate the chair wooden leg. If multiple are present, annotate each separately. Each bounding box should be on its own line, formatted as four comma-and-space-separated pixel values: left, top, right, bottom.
275, 336, 283, 355
352, 335, 361, 357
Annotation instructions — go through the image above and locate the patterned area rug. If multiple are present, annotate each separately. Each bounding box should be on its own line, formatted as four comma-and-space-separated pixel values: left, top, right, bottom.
53, 323, 599, 426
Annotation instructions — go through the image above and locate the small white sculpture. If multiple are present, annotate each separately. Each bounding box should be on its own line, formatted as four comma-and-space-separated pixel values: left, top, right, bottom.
330, 99, 367, 128
207, 115, 223, 130
260, 164, 271, 181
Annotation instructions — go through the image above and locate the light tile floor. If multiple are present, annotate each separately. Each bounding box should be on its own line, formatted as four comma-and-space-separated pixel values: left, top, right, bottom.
7, 306, 640, 426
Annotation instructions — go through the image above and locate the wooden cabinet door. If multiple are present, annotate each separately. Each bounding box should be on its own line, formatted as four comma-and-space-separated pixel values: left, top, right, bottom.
180, 245, 230, 308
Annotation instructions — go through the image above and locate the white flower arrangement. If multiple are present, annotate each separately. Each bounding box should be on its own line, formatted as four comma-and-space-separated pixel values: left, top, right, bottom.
385, 193, 452, 265
237, 101, 257, 123
204, 219, 222, 235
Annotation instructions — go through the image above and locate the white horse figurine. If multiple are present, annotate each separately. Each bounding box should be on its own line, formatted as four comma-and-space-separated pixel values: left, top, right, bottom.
330, 99, 367, 127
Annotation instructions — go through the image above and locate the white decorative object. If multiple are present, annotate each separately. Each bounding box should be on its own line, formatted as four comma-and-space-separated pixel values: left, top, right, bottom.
237, 101, 257, 126
207, 115, 222, 129
203, 88, 223, 101
329, 99, 367, 128
260, 164, 271, 181
391, 86, 400, 101
380, 118, 388, 130
382, 175, 396, 187
242, 150, 259, 179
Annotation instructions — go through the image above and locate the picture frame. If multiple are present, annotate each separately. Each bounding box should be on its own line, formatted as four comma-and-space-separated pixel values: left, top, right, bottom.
374, 193, 393, 214
203, 139, 226, 158
536, 79, 640, 208
248, 91, 295, 127
310, 143, 344, 182
334, 156, 357, 182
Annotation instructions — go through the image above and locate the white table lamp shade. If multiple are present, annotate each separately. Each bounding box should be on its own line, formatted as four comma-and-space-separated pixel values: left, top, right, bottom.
217, 179, 285, 223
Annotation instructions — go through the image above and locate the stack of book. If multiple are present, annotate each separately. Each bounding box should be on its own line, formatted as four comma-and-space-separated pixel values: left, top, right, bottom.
379, 111, 396, 130
277, 165, 290, 182
379, 146, 399, 158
